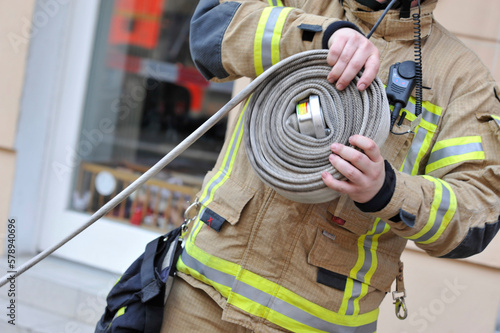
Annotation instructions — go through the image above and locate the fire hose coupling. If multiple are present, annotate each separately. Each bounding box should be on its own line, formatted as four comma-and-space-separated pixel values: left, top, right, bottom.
296, 95, 331, 139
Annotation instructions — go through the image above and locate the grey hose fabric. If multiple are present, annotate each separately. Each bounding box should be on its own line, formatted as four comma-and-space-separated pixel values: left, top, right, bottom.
244, 49, 390, 203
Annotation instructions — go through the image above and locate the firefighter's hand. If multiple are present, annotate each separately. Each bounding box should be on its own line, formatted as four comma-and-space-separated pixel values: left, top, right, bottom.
326, 28, 380, 92
321, 135, 385, 203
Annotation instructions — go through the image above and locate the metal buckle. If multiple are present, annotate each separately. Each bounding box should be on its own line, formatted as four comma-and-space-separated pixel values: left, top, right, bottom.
392, 290, 408, 320
182, 198, 200, 233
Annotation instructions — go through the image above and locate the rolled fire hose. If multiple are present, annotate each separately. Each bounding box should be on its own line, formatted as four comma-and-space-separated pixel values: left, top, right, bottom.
0, 49, 389, 287
244, 50, 390, 203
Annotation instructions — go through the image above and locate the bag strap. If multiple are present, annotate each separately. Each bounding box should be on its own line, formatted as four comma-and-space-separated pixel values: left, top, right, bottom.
140, 235, 163, 302
140, 226, 184, 301
142, 226, 183, 333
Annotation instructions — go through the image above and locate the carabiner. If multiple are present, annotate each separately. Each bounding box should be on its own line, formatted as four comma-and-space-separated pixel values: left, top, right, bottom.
182, 198, 200, 233
393, 292, 408, 320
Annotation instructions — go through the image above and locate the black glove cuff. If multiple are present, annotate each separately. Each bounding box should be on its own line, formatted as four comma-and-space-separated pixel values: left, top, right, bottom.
355, 160, 396, 213
322, 21, 363, 50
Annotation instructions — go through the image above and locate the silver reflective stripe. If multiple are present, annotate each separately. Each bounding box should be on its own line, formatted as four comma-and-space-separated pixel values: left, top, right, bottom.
427, 142, 484, 166
345, 281, 362, 316
355, 221, 387, 282
233, 282, 377, 333
402, 127, 428, 175
270, 0, 279, 6
345, 221, 387, 315
404, 101, 440, 126
423, 108, 440, 126
261, 7, 284, 72
181, 250, 234, 287
181, 250, 377, 333
413, 181, 451, 243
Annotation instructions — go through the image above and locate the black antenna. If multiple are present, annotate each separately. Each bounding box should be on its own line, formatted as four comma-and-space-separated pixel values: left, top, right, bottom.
366, 0, 400, 39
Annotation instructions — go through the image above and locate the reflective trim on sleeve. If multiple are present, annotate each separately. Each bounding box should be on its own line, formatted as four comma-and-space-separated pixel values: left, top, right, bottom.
402, 126, 430, 175
425, 136, 485, 174
254, 6, 292, 76
339, 218, 390, 316
267, 0, 284, 6
406, 176, 457, 244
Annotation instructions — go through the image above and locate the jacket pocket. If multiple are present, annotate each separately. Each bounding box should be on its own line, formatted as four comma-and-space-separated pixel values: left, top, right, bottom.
308, 228, 359, 280
307, 227, 399, 292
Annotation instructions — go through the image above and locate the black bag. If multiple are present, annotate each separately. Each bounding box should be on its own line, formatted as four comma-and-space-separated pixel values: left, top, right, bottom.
95, 225, 184, 333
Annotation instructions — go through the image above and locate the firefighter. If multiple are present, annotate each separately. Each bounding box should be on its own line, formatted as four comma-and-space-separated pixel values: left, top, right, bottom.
160, 0, 500, 332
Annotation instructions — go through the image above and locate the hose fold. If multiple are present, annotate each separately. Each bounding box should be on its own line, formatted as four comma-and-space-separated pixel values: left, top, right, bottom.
244, 49, 390, 203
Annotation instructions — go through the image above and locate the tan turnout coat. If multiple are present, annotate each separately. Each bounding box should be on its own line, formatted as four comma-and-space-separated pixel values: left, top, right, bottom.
177, 0, 500, 332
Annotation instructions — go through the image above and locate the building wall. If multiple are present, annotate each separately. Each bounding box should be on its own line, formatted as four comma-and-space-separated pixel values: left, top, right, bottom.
0, 1, 36, 252
434, 0, 500, 83
2, 0, 499, 331
378, 1, 500, 331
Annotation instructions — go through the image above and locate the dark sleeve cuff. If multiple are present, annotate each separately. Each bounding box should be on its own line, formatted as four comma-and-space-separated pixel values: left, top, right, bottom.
322, 21, 363, 49
355, 160, 396, 213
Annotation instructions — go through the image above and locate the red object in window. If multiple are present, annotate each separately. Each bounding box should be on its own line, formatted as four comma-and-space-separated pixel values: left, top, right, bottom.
130, 207, 143, 225
183, 83, 204, 113
109, 0, 163, 50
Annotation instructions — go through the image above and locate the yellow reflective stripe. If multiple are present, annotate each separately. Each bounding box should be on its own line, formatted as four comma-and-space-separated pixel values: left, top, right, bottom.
340, 219, 390, 316
406, 176, 457, 244
254, 8, 271, 76
113, 276, 121, 287
339, 278, 355, 315
426, 136, 485, 174
267, 0, 284, 6
272, 8, 291, 65
401, 99, 443, 175
179, 248, 379, 332
354, 284, 370, 316
492, 115, 500, 127
189, 99, 249, 244
116, 306, 126, 318
254, 7, 292, 76
177, 256, 233, 297
237, 269, 379, 330
418, 177, 457, 245
267, 310, 328, 333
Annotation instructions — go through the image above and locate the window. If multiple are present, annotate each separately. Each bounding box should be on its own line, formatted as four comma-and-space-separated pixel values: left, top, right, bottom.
71, 0, 232, 233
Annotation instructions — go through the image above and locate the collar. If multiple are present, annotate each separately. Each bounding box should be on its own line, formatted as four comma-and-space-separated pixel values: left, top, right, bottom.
355, 0, 393, 11
343, 0, 437, 41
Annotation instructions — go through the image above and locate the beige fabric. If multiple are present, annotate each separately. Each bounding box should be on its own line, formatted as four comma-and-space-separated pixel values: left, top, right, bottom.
161, 276, 256, 333
171, 0, 500, 331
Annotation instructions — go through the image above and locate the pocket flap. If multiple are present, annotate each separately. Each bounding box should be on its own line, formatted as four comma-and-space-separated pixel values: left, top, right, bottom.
203, 177, 255, 225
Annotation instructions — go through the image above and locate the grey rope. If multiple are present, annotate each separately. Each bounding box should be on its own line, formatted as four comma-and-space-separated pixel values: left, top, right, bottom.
0, 49, 388, 287
244, 50, 390, 203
